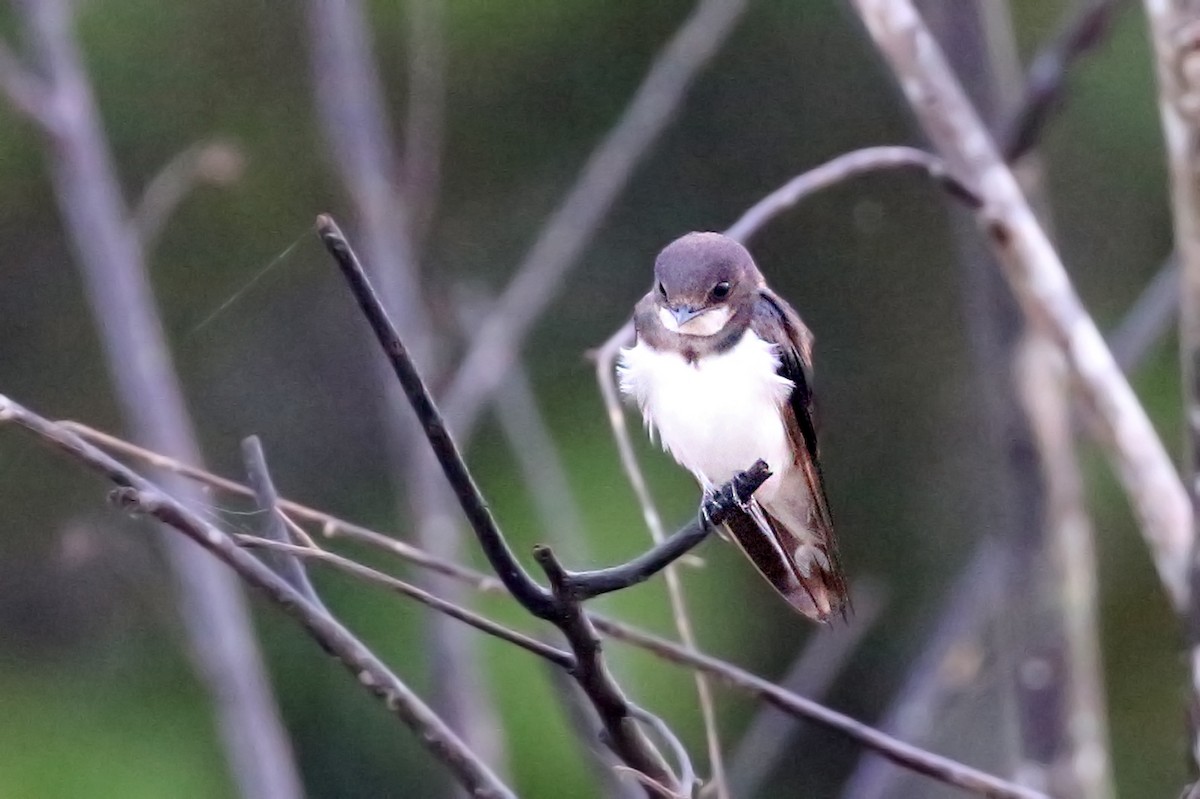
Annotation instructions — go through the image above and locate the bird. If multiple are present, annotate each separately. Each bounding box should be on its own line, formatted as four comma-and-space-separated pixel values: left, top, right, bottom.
618, 231, 847, 622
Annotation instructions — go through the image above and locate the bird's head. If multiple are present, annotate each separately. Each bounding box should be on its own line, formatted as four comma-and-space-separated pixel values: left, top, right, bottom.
652, 231, 761, 336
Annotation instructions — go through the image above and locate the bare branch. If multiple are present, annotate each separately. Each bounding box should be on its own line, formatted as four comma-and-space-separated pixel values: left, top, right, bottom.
133, 139, 246, 251
841, 539, 1008, 799
317, 215, 556, 616
27, 412, 1053, 799
0, 395, 515, 799
306, 0, 501, 766
594, 615, 1049, 799
61, 420, 504, 591
849, 0, 1193, 611
402, 0, 445, 249
320, 213, 782, 796
591, 320, 725, 791
442, 0, 750, 438
540, 466, 767, 602
1109, 255, 1179, 374
1000, 0, 1128, 161
9, 2, 303, 796
725, 146, 981, 243
233, 536, 573, 668
241, 436, 324, 609
0, 34, 54, 127
727, 583, 884, 797
1140, 0, 1200, 769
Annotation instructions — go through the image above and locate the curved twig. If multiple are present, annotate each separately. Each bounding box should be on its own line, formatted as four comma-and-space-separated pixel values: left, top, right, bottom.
725, 145, 980, 243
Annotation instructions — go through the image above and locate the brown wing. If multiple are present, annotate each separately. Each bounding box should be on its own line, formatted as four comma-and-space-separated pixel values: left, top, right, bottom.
739, 288, 848, 621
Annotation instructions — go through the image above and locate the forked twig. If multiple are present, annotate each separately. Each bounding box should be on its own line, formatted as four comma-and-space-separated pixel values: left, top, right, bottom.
318, 213, 769, 796
18, 406, 1050, 799
850, 0, 1193, 612
0, 395, 515, 799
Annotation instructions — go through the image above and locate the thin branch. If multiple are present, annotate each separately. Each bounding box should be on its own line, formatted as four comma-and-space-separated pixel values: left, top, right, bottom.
841, 539, 1008, 799
594, 615, 1049, 799
1109, 255, 1179, 374
532, 545, 689, 796
590, 320, 722, 792
8, 3, 303, 797
545, 465, 768, 602
1017, 335, 1113, 797
0, 34, 54, 127
133, 139, 246, 251
441, 0, 750, 439
318, 214, 555, 617
25, 413, 1054, 799
725, 145, 981, 243
60, 421, 502, 591
233, 536, 573, 668
1140, 0, 1200, 770
1000, 0, 1128, 161
306, 0, 501, 770
241, 436, 324, 609
321, 213, 778, 796
849, 0, 1193, 612
0, 395, 515, 799
402, 0, 445, 249
628, 703, 698, 798
727, 583, 884, 798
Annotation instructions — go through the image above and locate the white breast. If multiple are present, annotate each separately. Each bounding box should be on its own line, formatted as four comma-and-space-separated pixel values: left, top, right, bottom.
618, 331, 795, 496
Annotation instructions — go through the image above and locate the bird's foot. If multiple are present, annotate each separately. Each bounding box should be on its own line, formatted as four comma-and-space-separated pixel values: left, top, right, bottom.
698, 487, 719, 531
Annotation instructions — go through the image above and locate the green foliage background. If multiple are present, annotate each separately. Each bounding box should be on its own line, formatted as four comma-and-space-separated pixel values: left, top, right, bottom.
0, 1, 1186, 796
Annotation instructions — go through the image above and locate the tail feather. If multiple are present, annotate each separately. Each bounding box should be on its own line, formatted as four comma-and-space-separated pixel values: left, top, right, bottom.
723, 499, 848, 623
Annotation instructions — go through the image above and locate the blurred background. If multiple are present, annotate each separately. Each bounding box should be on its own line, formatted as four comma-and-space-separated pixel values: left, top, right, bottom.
0, 0, 1184, 797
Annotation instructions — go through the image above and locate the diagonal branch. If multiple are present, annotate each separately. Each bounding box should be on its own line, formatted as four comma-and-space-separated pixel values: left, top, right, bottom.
241, 436, 325, 609
848, 0, 1193, 612
6, 3, 303, 797
595, 616, 1048, 799
0, 395, 515, 799
28, 413, 1053, 799
0, 34, 54, 127
319, 214, 771, 796
1000, 0, 1129, 162
441, 0, 749, 439
234, 536, 573, 668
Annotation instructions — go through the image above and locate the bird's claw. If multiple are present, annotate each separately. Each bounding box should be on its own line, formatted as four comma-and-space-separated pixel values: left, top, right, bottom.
698, 488, 719, 531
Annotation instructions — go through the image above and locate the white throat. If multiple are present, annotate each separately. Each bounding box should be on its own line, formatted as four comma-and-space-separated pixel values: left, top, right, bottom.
658, 305, 732, 336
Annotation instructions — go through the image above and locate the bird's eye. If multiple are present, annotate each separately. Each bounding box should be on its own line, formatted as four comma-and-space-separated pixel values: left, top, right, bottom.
658, 282, 668, 299
711, 281, 731, 300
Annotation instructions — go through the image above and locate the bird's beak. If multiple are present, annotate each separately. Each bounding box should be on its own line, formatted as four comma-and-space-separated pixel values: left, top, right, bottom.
670, 305, 703, 327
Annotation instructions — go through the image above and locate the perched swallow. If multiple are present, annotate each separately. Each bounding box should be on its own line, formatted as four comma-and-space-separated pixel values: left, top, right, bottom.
618, 231, 847, 621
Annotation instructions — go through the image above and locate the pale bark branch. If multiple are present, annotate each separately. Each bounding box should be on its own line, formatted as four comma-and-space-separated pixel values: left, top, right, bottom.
5, 2, 303, 796
306, 0, 505, 771
725, 145, 980, 242
595, 615, 1049, 799
849, 0, 1193, 613
241, 436, 325, 610
402, 0, 445, 250
1140, 0, 1200, 769
0, 394, 515, 799
233, 536, 573, 668
0, 34, 53, 126
133, 139, 246, 251
23, 409, 1050, 799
